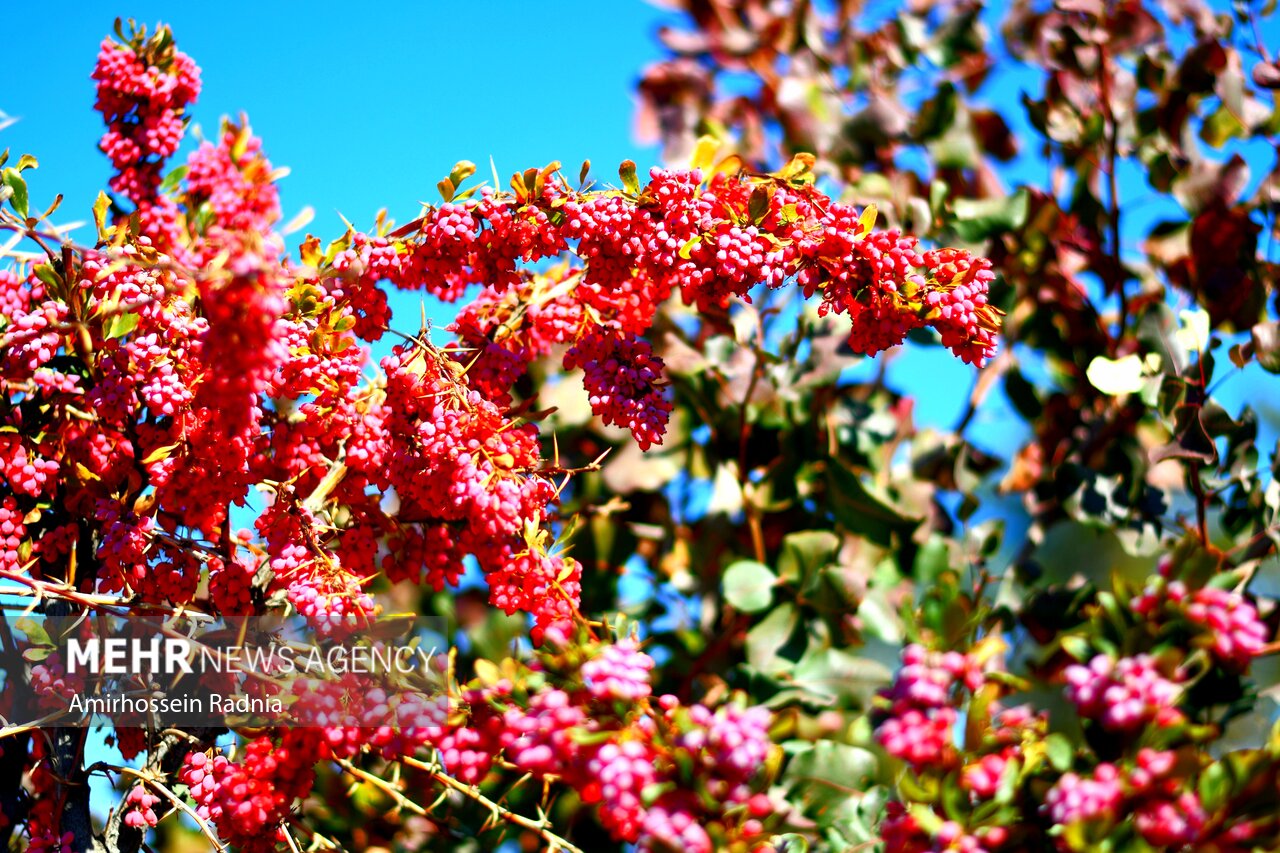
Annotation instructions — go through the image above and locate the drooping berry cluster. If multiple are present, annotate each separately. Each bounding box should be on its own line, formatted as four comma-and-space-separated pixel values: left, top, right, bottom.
285, 569, 378, 640
581, 637, 655, 701
180, 731, 319, 852
563, 330, 673, 450
871, 552, 1278, 852
121, 784, 161, 829
92, 21, 200, 245
1044, 763, 1124, 825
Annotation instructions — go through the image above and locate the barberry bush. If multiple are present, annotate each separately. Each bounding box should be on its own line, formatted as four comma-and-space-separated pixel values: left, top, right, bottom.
0, 2, 1276, 851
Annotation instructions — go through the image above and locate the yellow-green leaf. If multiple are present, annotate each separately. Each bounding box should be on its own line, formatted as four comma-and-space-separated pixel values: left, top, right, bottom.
857, 204, 878, 236
2, 167, 29, 219
690, 135, 720, 172
619, 160, 640, 195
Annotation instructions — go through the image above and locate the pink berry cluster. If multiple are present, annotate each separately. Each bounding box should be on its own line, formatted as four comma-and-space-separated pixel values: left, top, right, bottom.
1063, 654, 1182, 731
400, 640, 778, 852
871, 584, 1280, 853
563, 329, 674, 450
581, 637, 655, 701
1040, 748, 1259, 849
0, 496, 26, 572
1186, 587, 1269, 666
874, 643, 983, 771
869, 644, 1049, 851
349, 160, 1002, 450
29, 653, 84, 712
375, 343, 581, 641
92, 22, 200, 207
1044, 763, 1124, 825
285, 569, 378, 640
879, 801, 1008, 853
287, 672, 451, 760
0, 434, 59, 498
122, 784, 161, 829
180, 731, 318, 852
1133, 576, 1271, 669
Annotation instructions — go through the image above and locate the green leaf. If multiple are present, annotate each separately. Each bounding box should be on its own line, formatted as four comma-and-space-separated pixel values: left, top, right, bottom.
857, 589, 902, 642
449, 160, 476, 188
771, 833, 811, 853
782, 741, 877, 808
104, 311, 140, 340
158, 164, 188, 195
15, 617, 51, 646
1198, 761, 1230, 812
793, 646, 892, 707
1045, 732, 1074, 772
826, 461, 919, 547
33, 263, 61, 290
777, 530, 839, 587
1059, 635, 1093, 663
950, 190, 1028, 242
1032, 520, 1156, 587
723, 560, 777, 613
746, 602, 800, 672
2, 167, 29, 219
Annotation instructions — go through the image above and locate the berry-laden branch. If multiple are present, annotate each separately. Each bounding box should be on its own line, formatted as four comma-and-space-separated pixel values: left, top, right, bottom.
0, 17, 1007, 853
362, 154, 1002, 452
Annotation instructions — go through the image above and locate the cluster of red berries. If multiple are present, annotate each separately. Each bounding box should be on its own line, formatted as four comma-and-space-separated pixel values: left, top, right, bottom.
0, 496, 26, 572
181, 731, 318, 852
563, 330, 673, 450
1042, 748, 1258, 849
581, 637, 654, 701
285, 569, 378, 640
1044, 763, 1125, 825
21, 740, 75, 853
0, 434, 59, 498
871, 553, 1278, 853
343, 161, 1002, 449
92, 24, 200, 209
29, 653, 84, 712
